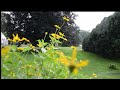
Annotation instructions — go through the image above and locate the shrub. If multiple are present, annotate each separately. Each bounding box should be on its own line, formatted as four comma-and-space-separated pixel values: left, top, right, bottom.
82, 12, 120, 59
109, 64, 120, 70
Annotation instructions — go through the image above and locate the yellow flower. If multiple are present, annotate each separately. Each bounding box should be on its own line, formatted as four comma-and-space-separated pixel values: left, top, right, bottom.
7, 38, 13, 42
12, 34, 15, 38
26, 40, 30, 42
21, 37, 30, 42
45, 32, 48, 35
76, 60, 89, 67
37, 43, 42, 48
29, 44, 36, 51
73, 67, 78, 75
51, 33, 67, 41
62, 16, 70, 22
57, 47, 89, 75
30, 44, 35, 49
17, 47, 24, 52
56, 35, 61, 39
92, 73, 97, 78
12, 34, 21, 42
1, 46, 11, 57
54, 25, 61, 29
10, 34, 30, 43
10, 72, 15, 77
62, 38, 68, 41
51, 33, 61, 39
59, 32, 65, 37
71, 46, 77, 62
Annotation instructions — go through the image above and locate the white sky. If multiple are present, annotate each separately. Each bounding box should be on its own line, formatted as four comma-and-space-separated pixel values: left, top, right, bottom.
73, 12, 115, 32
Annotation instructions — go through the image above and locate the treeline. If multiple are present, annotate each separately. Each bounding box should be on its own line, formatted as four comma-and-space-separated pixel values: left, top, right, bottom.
82, 12, 120, 59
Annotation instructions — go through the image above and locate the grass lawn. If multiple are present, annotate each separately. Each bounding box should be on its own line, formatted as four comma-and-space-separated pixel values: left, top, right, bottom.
57, 47, 120, 79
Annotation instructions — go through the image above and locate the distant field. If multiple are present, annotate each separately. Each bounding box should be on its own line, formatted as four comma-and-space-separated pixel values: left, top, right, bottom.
57, 47, 120, 79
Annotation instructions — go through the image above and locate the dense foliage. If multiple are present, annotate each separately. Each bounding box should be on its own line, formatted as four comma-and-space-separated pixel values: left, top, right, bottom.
82, 12, 120, 59
1, 12, 9, 36
4, 11, 81, 46
78, 30, 90, 45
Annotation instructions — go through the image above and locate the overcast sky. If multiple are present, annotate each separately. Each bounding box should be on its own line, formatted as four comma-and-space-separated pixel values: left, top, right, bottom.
73, 12, 115, 32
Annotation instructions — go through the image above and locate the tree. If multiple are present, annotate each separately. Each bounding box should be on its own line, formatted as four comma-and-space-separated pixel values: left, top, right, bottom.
82, 12, 120, 59
6, 11, 78, 46
1, 12, 9, 37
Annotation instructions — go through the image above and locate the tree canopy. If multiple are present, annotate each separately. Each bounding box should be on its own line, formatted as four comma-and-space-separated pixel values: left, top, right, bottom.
5, 11, 81, 46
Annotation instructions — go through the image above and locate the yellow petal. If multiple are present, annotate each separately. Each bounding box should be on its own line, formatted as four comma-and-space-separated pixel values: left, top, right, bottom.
71, 46, 77, 61
59, 32, 65, 37
76, 60, 89, 68
54, 25, 61, 29
16, 34, 18, 38
45, 32, 48, 35
63, 16, 70, 22
73, 68, 78, 75
37, 44, 42, 48
12, 34, 15, 38
56, 34, 61, 39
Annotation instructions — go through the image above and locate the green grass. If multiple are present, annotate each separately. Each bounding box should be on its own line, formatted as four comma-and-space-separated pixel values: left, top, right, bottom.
57, 47, 120, 79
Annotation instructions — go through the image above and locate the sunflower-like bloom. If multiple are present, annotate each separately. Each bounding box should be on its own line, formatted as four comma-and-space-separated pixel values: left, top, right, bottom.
57, 46, 89, 74
51, 33, 67, 41
12, 34, 21, 42
58, 32, 68, 41
62, 16, 70, 22
59, 32, 65, 37
51, 33, 62, 39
